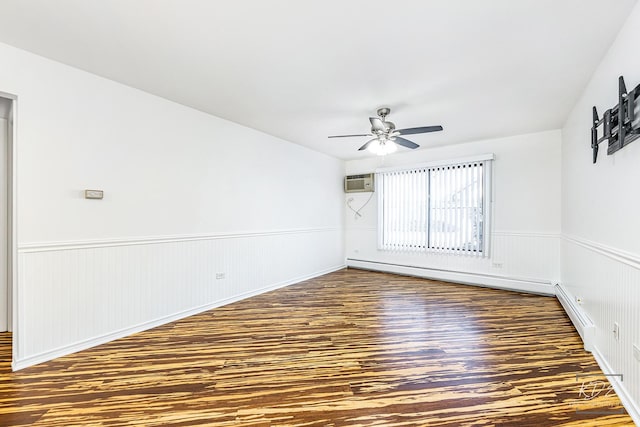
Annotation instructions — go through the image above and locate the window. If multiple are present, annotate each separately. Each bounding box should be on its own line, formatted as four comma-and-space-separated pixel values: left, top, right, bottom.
377, 156, 492, 255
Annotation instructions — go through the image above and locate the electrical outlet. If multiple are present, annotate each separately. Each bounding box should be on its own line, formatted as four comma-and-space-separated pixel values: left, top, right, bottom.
613, 322, 620, 341
633, 344, 640, 362
215, 272, 225, 280
492, 262, 503, 269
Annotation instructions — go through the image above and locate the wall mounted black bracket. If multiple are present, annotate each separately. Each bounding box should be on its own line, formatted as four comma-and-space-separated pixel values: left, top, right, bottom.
591, 76, 640, 163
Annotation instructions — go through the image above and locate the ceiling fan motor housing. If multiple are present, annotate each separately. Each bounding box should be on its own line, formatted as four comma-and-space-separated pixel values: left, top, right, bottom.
375, 108, 395, 132
376, 107, 391, 118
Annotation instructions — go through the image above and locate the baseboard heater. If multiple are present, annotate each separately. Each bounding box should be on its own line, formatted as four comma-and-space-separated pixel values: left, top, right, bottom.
555, 284, 595, 351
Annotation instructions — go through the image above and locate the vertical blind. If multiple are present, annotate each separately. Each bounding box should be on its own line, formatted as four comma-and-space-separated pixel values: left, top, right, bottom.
378, 160, 487, 256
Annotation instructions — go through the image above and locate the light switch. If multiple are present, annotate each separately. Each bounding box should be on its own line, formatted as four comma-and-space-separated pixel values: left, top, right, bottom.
85, 189, 104, 200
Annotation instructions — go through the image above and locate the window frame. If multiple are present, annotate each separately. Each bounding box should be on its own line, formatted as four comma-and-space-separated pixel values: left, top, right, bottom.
376, 154, 493, 256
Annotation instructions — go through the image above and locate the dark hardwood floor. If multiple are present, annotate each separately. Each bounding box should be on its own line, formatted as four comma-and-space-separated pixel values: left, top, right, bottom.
0, 268, 633, 426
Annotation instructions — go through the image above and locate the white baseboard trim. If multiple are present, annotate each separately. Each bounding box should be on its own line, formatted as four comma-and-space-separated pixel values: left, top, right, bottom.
12, 264, 346, 371
346, 259, 554, 295
554, 284, 595, 352
591, 344, 640, 425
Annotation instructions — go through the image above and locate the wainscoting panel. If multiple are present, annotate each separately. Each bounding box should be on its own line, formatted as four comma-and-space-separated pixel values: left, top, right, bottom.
561, 236, 640, 422
15, 228, 344, 370
346, 229, 559, 294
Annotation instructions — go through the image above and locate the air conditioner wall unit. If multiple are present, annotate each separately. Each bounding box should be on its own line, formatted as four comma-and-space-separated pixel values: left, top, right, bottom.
344, 173, 374, 193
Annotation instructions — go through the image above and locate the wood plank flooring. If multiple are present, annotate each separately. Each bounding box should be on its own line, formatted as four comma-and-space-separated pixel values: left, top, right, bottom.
0, 268, 634, 426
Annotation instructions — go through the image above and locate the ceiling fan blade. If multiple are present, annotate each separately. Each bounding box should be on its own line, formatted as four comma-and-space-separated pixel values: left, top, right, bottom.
397, 125, 443, 135
327, 134, 372, 139
369, 117, 386, 132
393, 137, 419, 149
358, 138, 378, 151
327, 133, 373, 138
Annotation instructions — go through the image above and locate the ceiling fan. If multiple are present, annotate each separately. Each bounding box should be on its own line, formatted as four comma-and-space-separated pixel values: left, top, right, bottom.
328, 107, 443, 155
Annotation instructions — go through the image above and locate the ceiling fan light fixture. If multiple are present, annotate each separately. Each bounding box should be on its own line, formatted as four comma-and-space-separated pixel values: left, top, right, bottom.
367, 139, 397, 156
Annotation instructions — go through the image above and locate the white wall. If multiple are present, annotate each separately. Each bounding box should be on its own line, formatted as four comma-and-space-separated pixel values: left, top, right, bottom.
345, 130, 561, 294
561, 3, 640, 420
0, 42, 345, 369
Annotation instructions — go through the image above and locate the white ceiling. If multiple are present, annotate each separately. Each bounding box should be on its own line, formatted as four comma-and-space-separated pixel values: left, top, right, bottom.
0, 0, 636, 159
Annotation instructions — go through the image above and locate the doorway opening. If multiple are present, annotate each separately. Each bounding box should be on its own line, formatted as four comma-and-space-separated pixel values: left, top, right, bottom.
0, 93, 16, 368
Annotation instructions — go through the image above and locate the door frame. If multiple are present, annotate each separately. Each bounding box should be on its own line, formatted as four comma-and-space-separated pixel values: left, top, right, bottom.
0, 90, 17, 368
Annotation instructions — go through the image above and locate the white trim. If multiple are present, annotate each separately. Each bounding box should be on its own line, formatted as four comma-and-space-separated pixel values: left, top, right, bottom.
562, 234, 640, 270
12, 263, 346, 371
347, 226, 378, 231
375, 153, 495, 173
8, 99, 14, 334
19, 227, 341, 253
346, 259, 554, 295
2, 94, 19, 367
483, 159, 492, 257
591, 344, 640, 425
347, 228, 561, 238
0, 91, 17, 102
493, 230, 561, 238
554, 283, 595, 351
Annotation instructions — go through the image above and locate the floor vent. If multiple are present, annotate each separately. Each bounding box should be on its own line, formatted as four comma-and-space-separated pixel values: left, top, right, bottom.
555, 284, 595, 351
